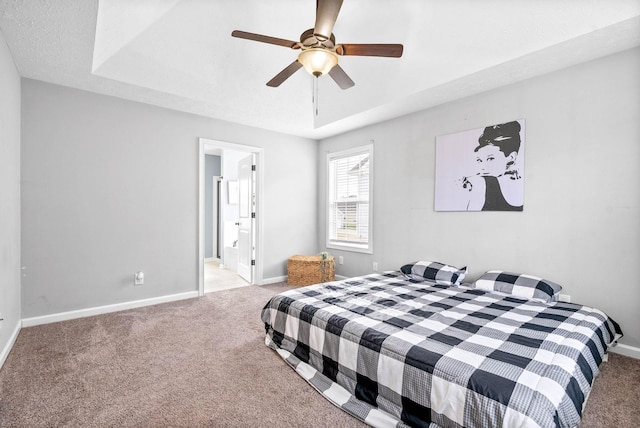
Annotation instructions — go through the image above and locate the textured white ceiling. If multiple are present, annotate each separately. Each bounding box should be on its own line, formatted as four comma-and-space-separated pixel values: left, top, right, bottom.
1, 0, 639, 139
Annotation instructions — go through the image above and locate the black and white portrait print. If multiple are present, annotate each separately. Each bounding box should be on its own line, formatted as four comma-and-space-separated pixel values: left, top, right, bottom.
435, 119, 525, 212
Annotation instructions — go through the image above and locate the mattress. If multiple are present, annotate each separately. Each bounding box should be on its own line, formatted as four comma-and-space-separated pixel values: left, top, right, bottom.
261, 271, 621, 428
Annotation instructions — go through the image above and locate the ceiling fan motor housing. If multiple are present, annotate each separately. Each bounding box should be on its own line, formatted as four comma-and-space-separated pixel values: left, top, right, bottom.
300, 28, 336, 50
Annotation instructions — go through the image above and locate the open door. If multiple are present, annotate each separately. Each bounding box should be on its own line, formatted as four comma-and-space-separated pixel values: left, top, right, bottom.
237, 154, 255, 283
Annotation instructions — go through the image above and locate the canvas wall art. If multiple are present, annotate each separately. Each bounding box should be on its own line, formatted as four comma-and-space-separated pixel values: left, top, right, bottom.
435, 119, 525, 212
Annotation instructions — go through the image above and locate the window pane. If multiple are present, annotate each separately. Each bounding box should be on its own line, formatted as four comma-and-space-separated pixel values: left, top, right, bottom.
328, 147, 371, 250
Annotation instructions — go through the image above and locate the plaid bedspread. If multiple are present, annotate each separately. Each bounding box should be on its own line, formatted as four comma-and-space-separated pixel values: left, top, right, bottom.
261, 272, 622, 428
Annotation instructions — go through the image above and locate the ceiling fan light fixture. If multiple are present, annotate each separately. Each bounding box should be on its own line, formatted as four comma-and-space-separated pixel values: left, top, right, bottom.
298, 48, 338, 77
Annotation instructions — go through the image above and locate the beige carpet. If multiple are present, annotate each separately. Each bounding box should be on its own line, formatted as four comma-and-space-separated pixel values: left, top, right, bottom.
0, 283, 637, 427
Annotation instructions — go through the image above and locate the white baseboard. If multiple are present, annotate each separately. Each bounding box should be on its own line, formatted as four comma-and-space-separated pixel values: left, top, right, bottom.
609, 343, 640, 360
21, 291, 199, 327
0, 320, 21, 370
260, 275, 349, 286
261, 275, 287, 285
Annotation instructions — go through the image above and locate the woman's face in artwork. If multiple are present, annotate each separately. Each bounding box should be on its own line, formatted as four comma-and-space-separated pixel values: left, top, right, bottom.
475, 145, 515, 177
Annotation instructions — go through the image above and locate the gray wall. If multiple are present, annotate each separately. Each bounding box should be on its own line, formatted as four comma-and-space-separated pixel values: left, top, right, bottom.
318, 48, 640, 349
0, 30, 21, 363
21, 79, 318, 318
204, 154, 221, 259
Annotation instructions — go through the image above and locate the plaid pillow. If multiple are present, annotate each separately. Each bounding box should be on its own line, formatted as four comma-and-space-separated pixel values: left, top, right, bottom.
401, 261, 467, 285
472, 271, 563, 303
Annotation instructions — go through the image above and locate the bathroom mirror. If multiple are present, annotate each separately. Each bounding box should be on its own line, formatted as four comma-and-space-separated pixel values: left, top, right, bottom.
227, 180, 239, 204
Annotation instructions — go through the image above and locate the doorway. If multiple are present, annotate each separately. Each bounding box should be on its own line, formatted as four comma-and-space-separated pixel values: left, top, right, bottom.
198, 139, 263, 296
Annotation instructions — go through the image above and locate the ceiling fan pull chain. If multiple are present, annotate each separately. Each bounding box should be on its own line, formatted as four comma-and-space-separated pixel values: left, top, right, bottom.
313, 76, 320, 116
316, 77, 319, 116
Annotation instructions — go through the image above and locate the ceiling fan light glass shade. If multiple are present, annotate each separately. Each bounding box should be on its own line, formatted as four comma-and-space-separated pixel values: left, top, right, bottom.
298, 48, 338, 77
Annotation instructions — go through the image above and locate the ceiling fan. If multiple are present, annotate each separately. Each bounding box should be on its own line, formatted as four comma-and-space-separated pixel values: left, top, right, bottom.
231, 0, 403, 90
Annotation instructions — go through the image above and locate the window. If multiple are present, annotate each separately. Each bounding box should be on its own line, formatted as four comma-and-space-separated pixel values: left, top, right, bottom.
327, 145, 373, 253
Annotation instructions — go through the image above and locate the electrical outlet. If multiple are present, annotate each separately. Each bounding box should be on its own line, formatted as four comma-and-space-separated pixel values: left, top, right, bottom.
338, 256, 344, 265
558, 294, 571, 303
373, 262, 378, 272
134, 271, 144, 286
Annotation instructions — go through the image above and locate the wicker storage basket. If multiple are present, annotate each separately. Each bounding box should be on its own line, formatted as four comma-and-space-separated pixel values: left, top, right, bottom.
287, 255, 335, 286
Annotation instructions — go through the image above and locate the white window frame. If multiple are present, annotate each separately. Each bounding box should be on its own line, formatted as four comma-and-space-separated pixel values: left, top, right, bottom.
326, 144, 373, 254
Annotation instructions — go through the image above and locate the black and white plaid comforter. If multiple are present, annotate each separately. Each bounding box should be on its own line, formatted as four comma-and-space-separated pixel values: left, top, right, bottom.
261, 272, 621, 428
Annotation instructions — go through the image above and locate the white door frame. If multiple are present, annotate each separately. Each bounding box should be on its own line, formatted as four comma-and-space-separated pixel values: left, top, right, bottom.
211, 176, 222, 260
236, 153, 255, 283
198, 138, 264, 296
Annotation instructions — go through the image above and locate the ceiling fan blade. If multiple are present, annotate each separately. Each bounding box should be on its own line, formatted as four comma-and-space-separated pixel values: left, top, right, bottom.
337, 43, 404, 58
314, 0, 343, 40
329, 64, 354, 90
232, 30, 298, 49
266, 61, 303, 87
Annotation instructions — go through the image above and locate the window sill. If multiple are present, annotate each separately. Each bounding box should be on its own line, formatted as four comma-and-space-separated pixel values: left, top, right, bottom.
327, 242, 373, 254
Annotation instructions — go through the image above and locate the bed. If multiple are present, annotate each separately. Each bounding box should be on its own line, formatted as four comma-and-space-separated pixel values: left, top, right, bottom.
261, 266, 622, 428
